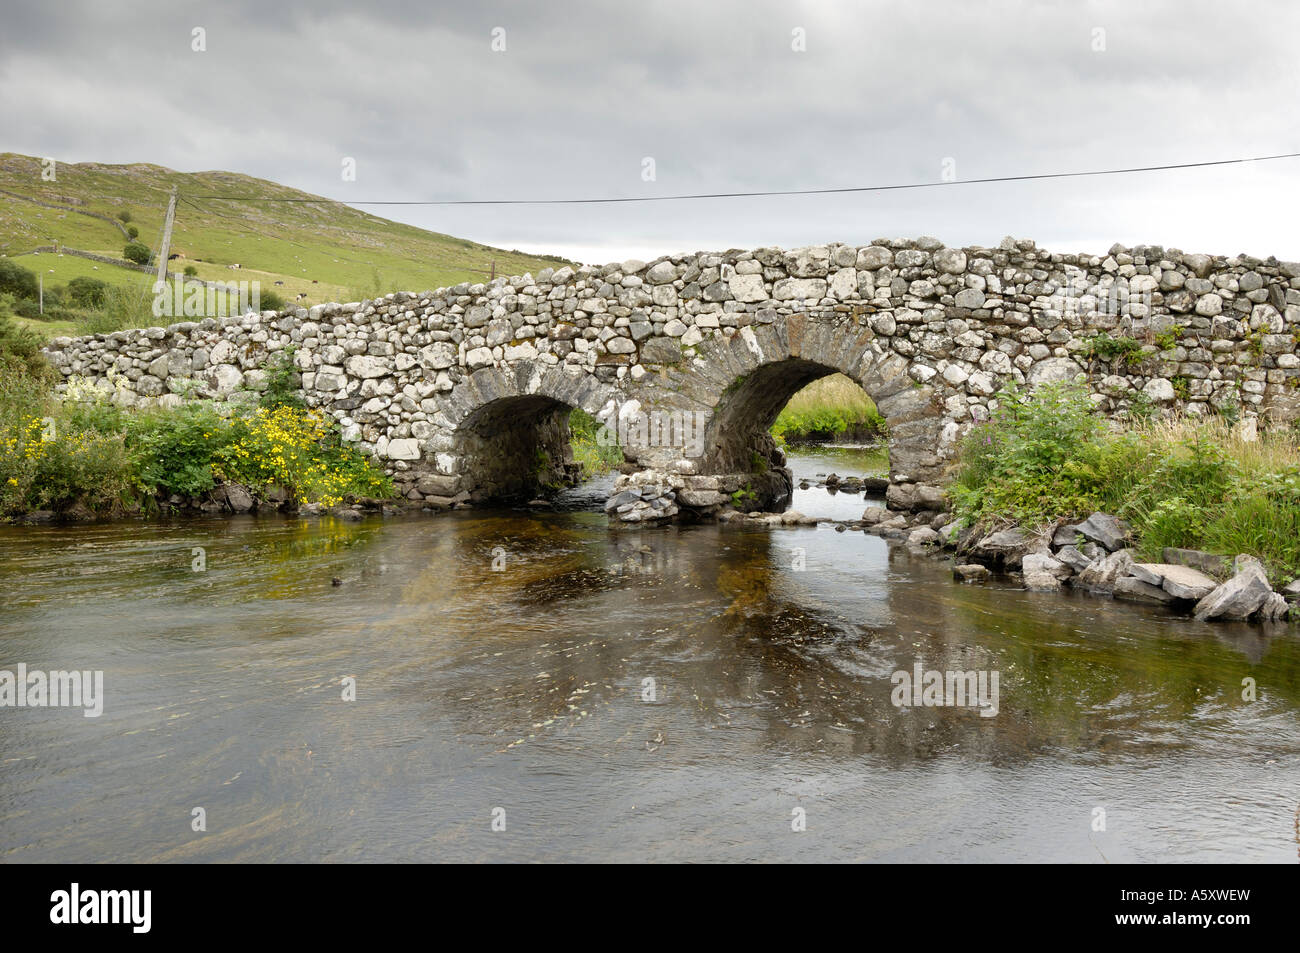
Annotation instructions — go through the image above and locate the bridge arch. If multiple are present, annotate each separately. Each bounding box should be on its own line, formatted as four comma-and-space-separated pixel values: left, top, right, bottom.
437, 363, 621, 503
666, 315, 949, 510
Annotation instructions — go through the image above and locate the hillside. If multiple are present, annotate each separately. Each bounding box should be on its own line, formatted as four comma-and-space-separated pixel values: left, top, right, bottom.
0, 152, 569, 319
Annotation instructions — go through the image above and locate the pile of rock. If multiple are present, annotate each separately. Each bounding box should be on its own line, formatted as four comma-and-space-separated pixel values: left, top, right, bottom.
603, 474, 680, 523
953, 511, 1293, 623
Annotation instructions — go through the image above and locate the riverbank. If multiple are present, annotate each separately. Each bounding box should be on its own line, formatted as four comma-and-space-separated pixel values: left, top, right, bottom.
0, 350, 395, 520
771, 373, 886, 444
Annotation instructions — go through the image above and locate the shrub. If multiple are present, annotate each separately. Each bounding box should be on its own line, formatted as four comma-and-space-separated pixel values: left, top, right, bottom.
1, 371, 134, 516
125, 403, 239, 497
116, 210, 132, 224
183, 265, 198, 277
78, 286, 154, 335
257, 288, 286, 311
213, 405, 393, 505
126, 225, 139, 240
123, 242, 152, 265
67, 276, 109, 308
0, 259, 39, 300
0, 296, 53, 379
951, 385, 1300, 582
949, 382, 1104, 524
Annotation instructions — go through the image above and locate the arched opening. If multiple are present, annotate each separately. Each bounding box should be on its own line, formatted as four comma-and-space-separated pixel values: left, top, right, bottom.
455, 396, 627, 504
456, 395, 583, 503
702, 360, 889, 514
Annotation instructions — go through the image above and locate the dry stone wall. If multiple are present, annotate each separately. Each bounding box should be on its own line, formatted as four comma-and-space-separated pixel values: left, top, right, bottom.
42, 236, 1300, 521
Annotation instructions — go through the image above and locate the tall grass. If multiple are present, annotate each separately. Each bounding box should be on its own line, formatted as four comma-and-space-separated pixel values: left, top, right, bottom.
772, 374, 885, 443
568, 408, 622, 477
951, 383, 1300, 582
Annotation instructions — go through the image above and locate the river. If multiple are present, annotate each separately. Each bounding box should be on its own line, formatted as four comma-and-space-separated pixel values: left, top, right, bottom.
1, 446, 1298, 862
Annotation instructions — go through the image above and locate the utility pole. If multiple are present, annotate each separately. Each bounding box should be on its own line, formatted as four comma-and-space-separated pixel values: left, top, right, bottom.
39, 274, 43, 315
156, 187, 178, 284
489, 260, 496, 280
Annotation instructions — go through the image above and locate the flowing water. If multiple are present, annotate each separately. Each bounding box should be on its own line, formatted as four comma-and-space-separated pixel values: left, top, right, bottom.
1, 447, 1298, 863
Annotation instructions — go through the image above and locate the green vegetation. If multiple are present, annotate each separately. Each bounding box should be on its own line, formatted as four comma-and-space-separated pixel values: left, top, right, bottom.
1080, 332, 1146, 368
1153, 324, 1185, 351
122, 241, 152, 265
951, 382, 1300, 582
0, 151, 571, 319
771, 373, 885, 443
0, 296, 53, 378
0, 344, 393, 518
568, 408, 622, 477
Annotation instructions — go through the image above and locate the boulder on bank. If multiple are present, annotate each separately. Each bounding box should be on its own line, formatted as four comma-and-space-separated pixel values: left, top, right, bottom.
908, 526, 941, 547
217, 483, 255, 513
971, 527, 1034, 569
1146, 564, 1219, 601
861, 505, 889, 525
1162, 547, 1230, 578
1194, 558, 1276, 621
885, 482, 946, 512
1055, 544, 1093, 573
1076, 549, 1134, 594
1022, 552, 1071, 590
1075, 512, 1130, 552
1114, 576, 1176, 604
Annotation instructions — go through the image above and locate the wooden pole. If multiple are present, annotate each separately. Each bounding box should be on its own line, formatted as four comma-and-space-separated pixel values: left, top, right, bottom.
156, 187, 178, 284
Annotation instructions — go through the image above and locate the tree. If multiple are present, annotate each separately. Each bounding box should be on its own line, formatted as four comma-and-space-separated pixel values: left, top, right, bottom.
127, 225, 139, 239
123, 241, 152, 265
67, 276, 108, 307
0, 258, 39, 300
116, 210, 132, 224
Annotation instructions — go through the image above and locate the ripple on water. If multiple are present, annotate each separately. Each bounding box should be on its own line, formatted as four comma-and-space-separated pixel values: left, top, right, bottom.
1, 485, 1298, 862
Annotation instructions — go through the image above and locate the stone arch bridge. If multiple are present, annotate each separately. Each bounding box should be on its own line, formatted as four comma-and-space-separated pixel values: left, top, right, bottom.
44, 237, 1300, 522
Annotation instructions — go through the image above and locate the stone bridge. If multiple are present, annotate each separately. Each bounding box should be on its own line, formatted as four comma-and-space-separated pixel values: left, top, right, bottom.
44, 236, 1300, 522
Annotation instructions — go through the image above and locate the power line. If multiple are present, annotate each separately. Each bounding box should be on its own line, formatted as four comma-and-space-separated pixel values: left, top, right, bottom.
185, 151, 1300, 207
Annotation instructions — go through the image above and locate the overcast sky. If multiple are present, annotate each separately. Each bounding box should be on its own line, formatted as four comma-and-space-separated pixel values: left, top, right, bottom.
4, 0, 1299, 264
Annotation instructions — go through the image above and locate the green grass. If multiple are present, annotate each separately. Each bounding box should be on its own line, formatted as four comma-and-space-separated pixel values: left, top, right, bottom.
772, 374, 885, 443
569, 409, 623, 477
0, 151, 571, 323
950, 382, 1300, 584
9, 249, 153, 292
14, 314, 79, 337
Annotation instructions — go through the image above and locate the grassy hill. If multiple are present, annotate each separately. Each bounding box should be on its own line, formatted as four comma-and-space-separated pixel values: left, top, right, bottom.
0, 152, 569, 337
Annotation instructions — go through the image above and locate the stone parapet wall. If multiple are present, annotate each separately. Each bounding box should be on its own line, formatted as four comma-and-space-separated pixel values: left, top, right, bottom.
42, 236, 1300, 515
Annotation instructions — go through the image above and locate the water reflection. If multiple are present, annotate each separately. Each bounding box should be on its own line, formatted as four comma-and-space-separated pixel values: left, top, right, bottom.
0, 482, 1298, 862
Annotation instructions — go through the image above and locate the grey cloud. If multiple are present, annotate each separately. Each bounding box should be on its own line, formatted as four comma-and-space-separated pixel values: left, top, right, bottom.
3, 0, 1299, 263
